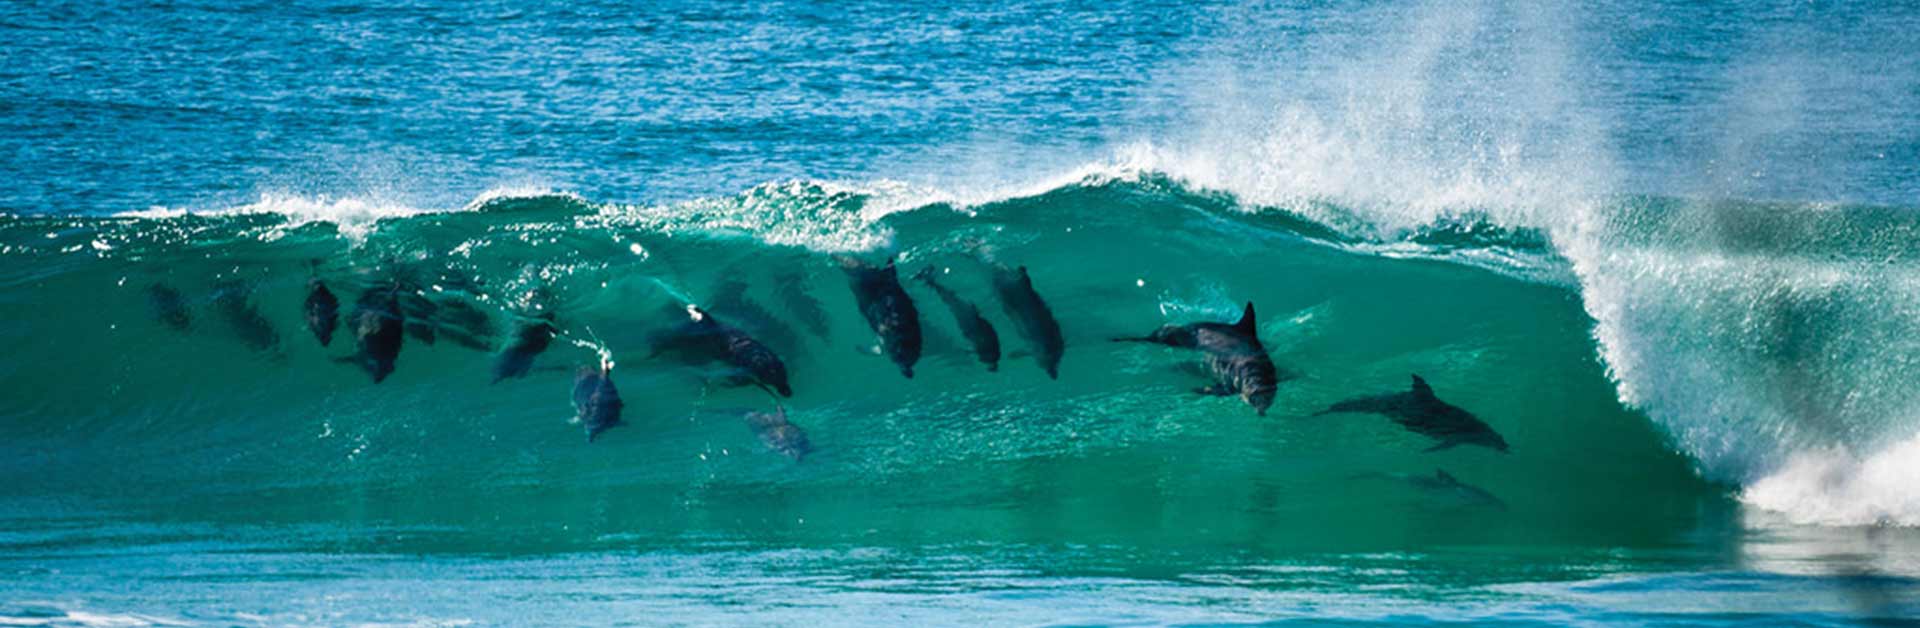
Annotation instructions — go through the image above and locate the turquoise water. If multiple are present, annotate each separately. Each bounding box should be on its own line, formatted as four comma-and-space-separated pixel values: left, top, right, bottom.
4, 1, 1920, 625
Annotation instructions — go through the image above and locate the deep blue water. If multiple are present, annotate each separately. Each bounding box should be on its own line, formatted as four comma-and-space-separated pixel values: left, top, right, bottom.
6, 1, 1916, 214
4, 1, 1920, 626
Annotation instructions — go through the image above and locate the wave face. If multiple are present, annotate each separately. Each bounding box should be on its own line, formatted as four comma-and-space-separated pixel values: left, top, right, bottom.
1, 0, 1919, 603
0, 170, 1905, 556
0, 180, 1685, 549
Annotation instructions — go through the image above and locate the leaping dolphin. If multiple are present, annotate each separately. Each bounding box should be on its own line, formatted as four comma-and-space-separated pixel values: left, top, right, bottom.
1314, 375, 1510, 453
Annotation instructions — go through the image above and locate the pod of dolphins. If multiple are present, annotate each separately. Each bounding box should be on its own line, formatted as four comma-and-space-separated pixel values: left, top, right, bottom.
142, 254, 1513, 505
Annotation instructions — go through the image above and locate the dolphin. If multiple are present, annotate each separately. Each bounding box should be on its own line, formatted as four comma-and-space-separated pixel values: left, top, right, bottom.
491, 312, 558, 383
1314, 374, 1510, 453
212, 280, 280, 352
709, 277, 803, 357
146, 283, 191, 331
1353, 468, 1507, 510
990, 264, 1065, 378
1115, 302, 1280, 415
572, 365, 624, 443
432, 297, 496, 351
912, 266, 1001, 372
744, 405, 812, 461
346, 285, 405, 383
398, 290, 438, 346
1111, 303, 1261, 350
304, 277, 339, 347
650, 306, 794, 397
837, 256, 921, 378
774, 270, 831, 339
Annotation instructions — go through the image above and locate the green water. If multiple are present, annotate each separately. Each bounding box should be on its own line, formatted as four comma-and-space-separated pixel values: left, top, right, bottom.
3, 179, 1918, 624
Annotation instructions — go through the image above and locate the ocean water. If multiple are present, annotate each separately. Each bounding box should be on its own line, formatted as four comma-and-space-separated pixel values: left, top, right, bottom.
4, 0, 1920, 625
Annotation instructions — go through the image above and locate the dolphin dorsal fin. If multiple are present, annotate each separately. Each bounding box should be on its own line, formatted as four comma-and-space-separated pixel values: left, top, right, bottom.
1411, 374, 1435, 399
1232, 302, 1257, 336
1018, 266, 1032, 287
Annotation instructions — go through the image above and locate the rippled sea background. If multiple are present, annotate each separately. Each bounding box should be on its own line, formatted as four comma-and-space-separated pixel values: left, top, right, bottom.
4, 1, 1920, 625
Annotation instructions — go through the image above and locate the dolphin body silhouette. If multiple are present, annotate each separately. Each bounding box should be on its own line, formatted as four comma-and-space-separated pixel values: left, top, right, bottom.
1315, 375, 1510, 453
1115, 302, 1280, 415
303, 277, 339, 347
492, 313, 558, 383
1353, 468, 1508, 509
346, 285, 405, 383
651, 306, 794, 397
572, 365, 625, 443
837, 256, 922, 379
990, 265, 1065, 379
745, 405, 812, 461
913, 266, 1001, 372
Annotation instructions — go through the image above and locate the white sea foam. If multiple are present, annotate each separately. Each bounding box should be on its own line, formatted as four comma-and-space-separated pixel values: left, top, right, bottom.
115, 186, 573, 240
604, 179, 957, 253
1743, 432, 1920, 526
